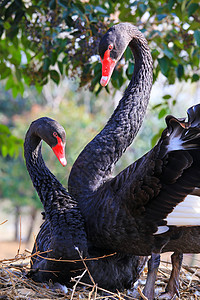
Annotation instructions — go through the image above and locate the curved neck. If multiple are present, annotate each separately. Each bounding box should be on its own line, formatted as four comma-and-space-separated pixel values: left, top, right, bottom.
24, 127, 71, 226
68, 27, 153, 199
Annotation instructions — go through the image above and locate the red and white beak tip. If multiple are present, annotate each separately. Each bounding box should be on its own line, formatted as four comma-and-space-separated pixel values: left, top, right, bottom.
59, 156, 67, 167
52, 139, 67, 167
100, 76, 109, 87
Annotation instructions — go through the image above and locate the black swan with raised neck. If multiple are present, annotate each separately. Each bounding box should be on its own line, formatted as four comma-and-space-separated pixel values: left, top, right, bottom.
25, 117, 147, 291
68, 23, 200, 299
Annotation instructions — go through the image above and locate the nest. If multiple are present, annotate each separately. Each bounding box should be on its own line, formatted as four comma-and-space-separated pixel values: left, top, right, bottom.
1, 250, 200, 300
0, 220, 200, 299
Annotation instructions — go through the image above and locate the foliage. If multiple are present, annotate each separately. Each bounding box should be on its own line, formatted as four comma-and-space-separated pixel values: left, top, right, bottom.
0, 123, 23, 158
0, 0, 199, 97
0, 0, 199, 158
0, 0, 198, 162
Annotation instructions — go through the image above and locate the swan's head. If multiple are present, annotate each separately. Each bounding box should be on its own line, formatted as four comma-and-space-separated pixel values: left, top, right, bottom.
99, 23, 130, 86
34, 117, 67, 167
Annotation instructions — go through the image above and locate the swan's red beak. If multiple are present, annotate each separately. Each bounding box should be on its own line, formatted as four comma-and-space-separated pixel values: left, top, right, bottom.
52, 136, 67, 167
100, 50, 116, 87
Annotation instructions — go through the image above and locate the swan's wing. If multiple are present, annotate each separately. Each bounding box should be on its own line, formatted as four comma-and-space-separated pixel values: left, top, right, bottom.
113, 104, 200, 227
30, 220, 50, 269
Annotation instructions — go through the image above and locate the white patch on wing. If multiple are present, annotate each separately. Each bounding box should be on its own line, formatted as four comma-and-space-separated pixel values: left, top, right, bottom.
167, 132, 184, 152
165, 195, 200, 226
153, 226, 169, 235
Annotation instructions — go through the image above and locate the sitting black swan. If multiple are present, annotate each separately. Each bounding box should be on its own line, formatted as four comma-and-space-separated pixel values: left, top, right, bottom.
25, 117, 147, 291
68, 23, 200, 299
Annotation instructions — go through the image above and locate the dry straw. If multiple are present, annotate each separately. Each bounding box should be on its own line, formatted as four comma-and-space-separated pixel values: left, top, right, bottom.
0, 220, 200, 299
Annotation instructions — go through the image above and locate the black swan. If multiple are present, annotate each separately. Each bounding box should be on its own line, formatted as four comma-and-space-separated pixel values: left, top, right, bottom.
25, 117, 147, 291
68, 23, 200, 299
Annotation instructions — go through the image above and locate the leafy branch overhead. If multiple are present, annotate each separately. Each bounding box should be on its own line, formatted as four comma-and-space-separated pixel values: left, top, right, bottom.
0, 124, 23, 157
0, 0, 199, 97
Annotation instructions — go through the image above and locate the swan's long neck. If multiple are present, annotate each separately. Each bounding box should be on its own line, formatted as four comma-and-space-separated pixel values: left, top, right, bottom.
24, 128, 73, 232
68, 25, 153, 201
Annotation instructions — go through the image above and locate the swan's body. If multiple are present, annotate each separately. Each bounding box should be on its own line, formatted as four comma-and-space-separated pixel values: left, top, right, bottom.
25, 117, 146, 291
68, 23, 200, 299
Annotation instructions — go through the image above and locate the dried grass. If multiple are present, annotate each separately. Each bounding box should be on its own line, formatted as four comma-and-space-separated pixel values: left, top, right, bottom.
0, 220, 200, 300
1, 250, 200, 299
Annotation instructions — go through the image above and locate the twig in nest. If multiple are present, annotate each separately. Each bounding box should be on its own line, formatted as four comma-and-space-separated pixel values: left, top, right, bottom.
88, 282, 97, 300
158, 267, 170, 278
137, 286, 148, 300
0, 220, 8, 226
17, 216, 22, 256
35, 251, 117, 263
186, 268, 198, 290
71, 269, 87, 300
75, 246, 95, 286
0, 249, 51, 264
0, 264, 41, 294
70, 279, 135, 299
182, 264, 200, 280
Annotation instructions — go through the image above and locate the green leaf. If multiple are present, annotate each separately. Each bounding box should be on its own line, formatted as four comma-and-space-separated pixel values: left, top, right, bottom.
124, 47, 133, 61
43, 57, 51, 72
127, 62, 134, 75
158, 57, 169, 76
138, 3, 147, 14
168, 68, 176, 84
163, 46, 174, 59
173, 39, 184, 50
50, 70, 60, 84
189, 22, 200, 31
157, 14, 167, 21
12, 85, 19, 98
187, 3, 199, 16
176, 64, 184, 79
49, 0, 56, 9
35, 84, 43, 93
0, 124, 11, 134
5, 76, 14, 90
151, 133, 159, 147
151, 49, 160, 59
194, 30, 200, 46
158, 108, 168, 119
172, 99, 176, 106
152, 103, 162, 110
50, 51, 58, 65
62, 56, 68, 64
58, 0, 68, 8
4, 21, 11, 30
72, 0, 85, 13
0, 66, 11, 79
15, 68, 21, 81
58, 61, 63, 75
192, 74, 199, 82
151, 128, 165, 147
1, 144, 8, 157
162, 94, 171, 100
168, 0, 175, 10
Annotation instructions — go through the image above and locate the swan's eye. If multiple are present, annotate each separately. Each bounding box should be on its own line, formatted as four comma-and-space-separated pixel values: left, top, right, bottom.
108, 44, 113, 50
53, 132, 58, 137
